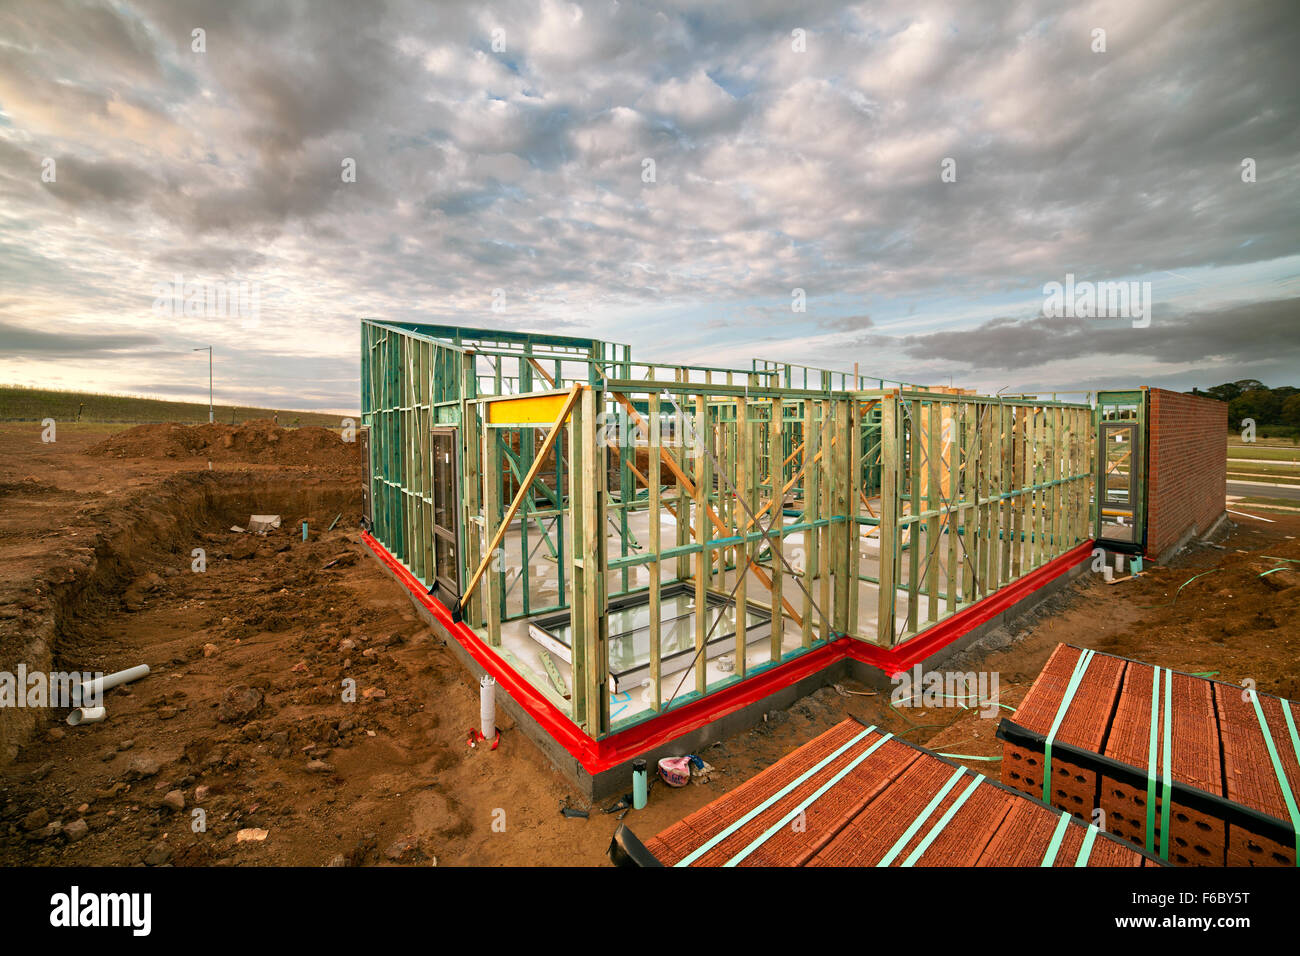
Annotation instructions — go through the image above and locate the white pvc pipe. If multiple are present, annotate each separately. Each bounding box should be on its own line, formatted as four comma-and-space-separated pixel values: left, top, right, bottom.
73, 664, 150, 707
480, 675, 496, 739
67, 706, 106, 726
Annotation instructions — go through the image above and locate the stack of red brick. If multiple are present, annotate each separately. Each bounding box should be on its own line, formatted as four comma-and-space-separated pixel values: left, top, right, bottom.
999, 643, 1299, 866
625, 718, 1156, 867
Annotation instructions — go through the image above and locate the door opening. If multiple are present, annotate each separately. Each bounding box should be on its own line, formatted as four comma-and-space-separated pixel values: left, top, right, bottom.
431, 427, 461, 603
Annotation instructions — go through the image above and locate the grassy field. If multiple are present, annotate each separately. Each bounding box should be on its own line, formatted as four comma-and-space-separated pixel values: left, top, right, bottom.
1229, 496, 1300, 513
1228, 437, 1300, 458
0, 385, 355, 427
1227, 435, 1300, 485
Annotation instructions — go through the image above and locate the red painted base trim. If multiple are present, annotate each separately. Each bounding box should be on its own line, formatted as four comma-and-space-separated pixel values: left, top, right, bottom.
361, 531, 1094, 776
842, 539, 1095, 676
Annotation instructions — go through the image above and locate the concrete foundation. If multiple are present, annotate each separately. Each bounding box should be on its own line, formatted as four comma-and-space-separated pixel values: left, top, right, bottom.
369, 539, 1089, 800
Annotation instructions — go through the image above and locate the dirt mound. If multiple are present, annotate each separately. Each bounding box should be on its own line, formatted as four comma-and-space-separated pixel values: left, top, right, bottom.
87, 420, 362, 473
1103, 540, 1300, 698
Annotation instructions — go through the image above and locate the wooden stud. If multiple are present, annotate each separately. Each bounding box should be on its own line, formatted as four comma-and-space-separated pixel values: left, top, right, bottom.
848, 399, 863, 637
694, 393, 710, 698
877, 394, 898, 646
926, 398, 940, 625
946, 400, 960, 613
769, 395, 785, 660
803, 400, 819, 648
734, 393, 748, 679
483, 428, 502, 647
648, 393, 662, 711
819, 399, 833, 643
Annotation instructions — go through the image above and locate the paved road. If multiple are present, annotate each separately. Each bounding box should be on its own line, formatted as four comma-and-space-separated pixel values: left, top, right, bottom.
1228, 481, 1300, 501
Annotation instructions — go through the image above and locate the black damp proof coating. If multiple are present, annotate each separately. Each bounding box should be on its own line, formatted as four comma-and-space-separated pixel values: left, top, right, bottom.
996, 717, 1295, 849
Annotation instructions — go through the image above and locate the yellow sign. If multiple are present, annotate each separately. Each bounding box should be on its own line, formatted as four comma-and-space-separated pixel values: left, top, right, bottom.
486, 392, 573, 426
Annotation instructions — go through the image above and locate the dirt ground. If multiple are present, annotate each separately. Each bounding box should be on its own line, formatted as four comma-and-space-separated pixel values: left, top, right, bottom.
0, 420, 1296, 866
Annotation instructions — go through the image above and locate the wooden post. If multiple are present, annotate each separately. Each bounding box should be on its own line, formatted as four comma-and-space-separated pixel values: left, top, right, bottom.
573, 386, 608, 734
461, 353, 483, 627
848, 399, 863, 638
819, 399, 833, 643
926, 399, 940, 625
734, 393, 748, 679
946, 400, 960, 613
567, 397, 587, 727
802, 400, 818, 648
877, 394, 898, 646
906, 398, 921, 635
963, 402, 977, 603
648, 393, 662, 711
694, 393, 710, 698
769, 395, 785, 660
483, 429, 502, 647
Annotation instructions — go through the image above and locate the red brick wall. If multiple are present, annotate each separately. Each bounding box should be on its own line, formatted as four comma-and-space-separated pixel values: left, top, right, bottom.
1146, 388, 1227, 560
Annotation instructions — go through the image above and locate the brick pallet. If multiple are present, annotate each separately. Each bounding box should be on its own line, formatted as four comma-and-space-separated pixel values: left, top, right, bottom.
611, 718, 1158, 867
998, 643, 1299, 866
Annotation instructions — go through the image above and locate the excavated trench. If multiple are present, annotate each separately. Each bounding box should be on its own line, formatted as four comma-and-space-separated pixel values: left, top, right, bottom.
0, 470, 362, 764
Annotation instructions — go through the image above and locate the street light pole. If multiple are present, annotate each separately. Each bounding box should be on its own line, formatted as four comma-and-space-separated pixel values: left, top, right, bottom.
194, 346, 213, 423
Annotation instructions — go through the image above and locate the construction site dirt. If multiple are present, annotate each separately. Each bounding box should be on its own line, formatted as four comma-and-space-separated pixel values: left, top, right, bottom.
1, 421, 1295, 867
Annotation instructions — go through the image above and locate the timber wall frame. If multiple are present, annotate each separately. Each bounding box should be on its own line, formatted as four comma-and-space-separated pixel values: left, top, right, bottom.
361, 320, 1096, 742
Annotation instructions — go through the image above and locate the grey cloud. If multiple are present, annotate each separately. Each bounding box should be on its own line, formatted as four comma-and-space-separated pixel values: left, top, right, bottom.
0, 0, 1297, 408
40, 155, 156, 207
896, 297, 1300, 371
817, 314, 873, 332
0, 320, 161, 355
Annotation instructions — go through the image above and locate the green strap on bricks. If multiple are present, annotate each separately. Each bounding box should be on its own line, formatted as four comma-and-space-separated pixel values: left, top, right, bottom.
1041, 811, 1073, 866
723, 732, 896, 867
878, 765, 969, 867
901, 774, 983, 867
1043, 648, 1095, 803
1075, 824, 1100, 866
1161, 669, 1173, 859
676, 725, 876, 867
1143, 667, 1159, 855
1246, 690, 1300, 867
1143, 666, 1174, 860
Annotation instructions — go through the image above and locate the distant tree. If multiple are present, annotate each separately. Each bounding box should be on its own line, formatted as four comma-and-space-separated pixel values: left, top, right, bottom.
1284, 393, 1300, 429
1232, 388, 1282, 428
1194, 381, 1298, 431
1205, 379, 1265, 404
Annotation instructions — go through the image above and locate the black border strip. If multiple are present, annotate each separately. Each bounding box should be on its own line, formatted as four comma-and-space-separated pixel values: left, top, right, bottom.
997, 717, 1293, 847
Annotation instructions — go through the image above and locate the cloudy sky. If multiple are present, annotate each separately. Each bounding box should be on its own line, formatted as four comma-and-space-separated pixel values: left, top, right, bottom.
1, 0, 1297, 413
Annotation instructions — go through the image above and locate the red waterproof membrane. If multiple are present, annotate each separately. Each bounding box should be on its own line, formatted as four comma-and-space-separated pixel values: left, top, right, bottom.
364, 530, 1093, 776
